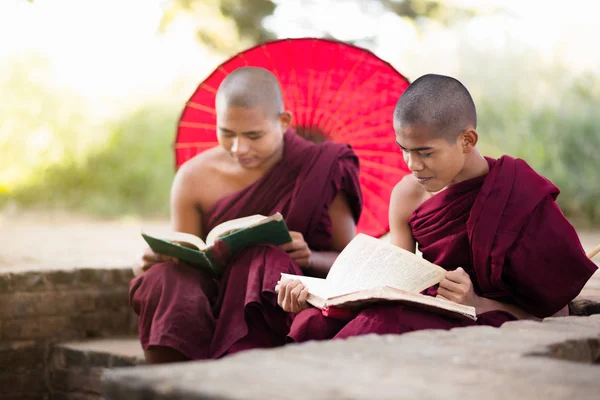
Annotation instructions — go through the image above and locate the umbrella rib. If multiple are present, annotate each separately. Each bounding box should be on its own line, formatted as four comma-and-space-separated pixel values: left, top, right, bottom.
355, 149, 405, 157
324, 78, 398, 135
320, 50, 368, 133
185, 101, 216, 114
328, 103, 396, 137
359, 203, 387, 233
330, 121, 394, 142
360, 181, 393, 209
179, 122, 216, 129
338, 137, 396, 147
174, 142, 218, 149
360, 159, 409, 176
311, 44, 340, 131
360, 170, 397, 192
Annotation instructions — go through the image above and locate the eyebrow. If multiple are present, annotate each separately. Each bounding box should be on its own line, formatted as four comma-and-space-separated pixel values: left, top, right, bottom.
396, 142, 433, 152
219, 127, 263, 136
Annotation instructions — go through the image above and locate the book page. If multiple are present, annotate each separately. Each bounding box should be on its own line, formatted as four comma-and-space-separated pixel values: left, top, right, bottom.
206, 213, 283, 246
325, 234, 447, 298
279, 273, 329, 300
325, 286, 477, 320
143, 231, 207, 251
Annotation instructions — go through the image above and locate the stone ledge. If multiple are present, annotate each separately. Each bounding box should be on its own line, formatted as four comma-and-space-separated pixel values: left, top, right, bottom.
0, 266, 137, 399
49, 338, 145, 398
104, 315, 600, 400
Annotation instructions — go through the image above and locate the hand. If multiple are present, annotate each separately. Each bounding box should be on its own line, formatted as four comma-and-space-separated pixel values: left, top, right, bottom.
279, 231, 312, 267
437, 267, 481, 308
276, 279, 310, 313
133, 247, 178, 276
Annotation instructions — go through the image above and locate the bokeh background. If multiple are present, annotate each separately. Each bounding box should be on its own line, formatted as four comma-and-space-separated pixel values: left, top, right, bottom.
2, 0, 599, 227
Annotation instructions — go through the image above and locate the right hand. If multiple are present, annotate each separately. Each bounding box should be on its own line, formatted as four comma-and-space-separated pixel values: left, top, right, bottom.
276, 279, 310, 313
133, 247, 178, 276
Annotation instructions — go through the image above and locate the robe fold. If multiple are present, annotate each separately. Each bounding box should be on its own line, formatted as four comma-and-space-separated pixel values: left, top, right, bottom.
288, 156, 597, 342
130, 130, 363, 359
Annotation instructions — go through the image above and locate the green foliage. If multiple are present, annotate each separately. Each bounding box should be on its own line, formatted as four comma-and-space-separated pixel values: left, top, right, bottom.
476, 72, 600, 227
2, 103, 176, 217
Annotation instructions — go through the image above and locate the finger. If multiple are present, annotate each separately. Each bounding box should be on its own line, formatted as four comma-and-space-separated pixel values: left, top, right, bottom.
288, 231, 302, 239
277, 281, 288, 306
284, 281, 304, 312
436, 293, 452, 302
298, 287, 309, 306
438, 278, 463, 293
287, 249, 311, 260
283, 283, 296, 312
279, 242, 295, 251
437, 287, 459, 303
445, 269, 469, 284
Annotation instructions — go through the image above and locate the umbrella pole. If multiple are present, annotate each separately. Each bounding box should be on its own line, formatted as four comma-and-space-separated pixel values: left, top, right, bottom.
587, 243, 600, 259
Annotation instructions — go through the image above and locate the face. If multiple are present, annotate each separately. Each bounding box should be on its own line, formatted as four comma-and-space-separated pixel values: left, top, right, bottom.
216, 105, 290, 170
394, 122, 473, 193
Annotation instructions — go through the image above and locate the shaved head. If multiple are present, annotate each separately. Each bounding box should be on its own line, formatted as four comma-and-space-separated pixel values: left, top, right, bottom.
216, 67, 284, 120
394, 74, 477, 140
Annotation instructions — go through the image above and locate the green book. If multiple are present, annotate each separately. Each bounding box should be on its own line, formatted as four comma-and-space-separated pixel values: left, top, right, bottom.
141, 213, 292, 276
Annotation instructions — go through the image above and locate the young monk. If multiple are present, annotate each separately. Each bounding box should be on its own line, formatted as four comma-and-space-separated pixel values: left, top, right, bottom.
130, 67, 362, 363
280, 73, 598, 340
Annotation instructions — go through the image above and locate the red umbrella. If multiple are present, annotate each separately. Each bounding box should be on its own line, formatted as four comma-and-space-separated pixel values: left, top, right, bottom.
176, 38, 411, 238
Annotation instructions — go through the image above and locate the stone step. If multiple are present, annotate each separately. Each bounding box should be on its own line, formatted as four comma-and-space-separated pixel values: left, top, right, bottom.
49, 337, 145, 400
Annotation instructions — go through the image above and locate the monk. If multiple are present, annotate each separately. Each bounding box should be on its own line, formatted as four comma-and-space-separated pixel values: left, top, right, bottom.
280, 73, 598, 341
130, 67, 363, 363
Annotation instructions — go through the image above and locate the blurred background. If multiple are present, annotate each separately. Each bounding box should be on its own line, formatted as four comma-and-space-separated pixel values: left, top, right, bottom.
1, 0, 599, 228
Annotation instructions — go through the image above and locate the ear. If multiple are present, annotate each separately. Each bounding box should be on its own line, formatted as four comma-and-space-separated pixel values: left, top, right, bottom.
460, 128, 478, 153
278, 110, 293, 132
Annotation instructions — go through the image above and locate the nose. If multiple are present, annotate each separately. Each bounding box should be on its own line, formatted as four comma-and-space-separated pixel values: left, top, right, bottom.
405, 152, 424, 172
231, 136, 249, 155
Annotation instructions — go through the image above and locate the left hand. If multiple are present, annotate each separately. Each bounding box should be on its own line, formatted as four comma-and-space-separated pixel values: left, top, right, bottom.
437, 267, 481, 308
279, 231, 312, 267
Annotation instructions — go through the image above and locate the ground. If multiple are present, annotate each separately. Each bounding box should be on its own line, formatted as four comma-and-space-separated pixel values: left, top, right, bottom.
1, 210, 599, 277
0, 211, 170, 270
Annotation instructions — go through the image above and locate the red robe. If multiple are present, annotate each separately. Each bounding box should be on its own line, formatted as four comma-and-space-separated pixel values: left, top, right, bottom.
130, 130, 362, 359
288, 156, 597, 341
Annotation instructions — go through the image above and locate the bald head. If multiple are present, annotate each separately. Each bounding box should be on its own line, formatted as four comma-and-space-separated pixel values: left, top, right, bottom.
216, 67, 284, 120
394, 74, 477, 140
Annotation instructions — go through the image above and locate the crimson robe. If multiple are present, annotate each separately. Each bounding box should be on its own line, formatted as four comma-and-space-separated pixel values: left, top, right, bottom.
288, 156, 597, 341
130, 130, 362, 359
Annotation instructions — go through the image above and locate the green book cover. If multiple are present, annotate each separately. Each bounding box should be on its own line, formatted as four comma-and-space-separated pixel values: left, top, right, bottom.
141, 214, 292, 277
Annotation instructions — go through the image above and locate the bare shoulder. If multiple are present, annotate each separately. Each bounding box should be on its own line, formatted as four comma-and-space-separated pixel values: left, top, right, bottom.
390, 174, 428, 217
176, 147, 225, 180
172, 147, 229, 210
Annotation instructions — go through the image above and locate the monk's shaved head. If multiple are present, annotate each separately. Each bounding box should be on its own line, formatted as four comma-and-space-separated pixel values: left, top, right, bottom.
216, 67, 284, 120
394, 74, 477, 140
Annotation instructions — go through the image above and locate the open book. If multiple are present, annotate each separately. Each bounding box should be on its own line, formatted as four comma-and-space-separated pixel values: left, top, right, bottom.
280, 233, 476, 320
142, 213, 292, 276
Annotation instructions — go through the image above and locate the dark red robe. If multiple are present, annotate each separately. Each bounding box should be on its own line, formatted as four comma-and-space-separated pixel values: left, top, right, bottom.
130, 130, 362, 359
288, 156, 597, 341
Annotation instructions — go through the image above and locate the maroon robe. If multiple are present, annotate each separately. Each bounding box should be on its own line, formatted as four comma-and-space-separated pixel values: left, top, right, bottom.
130, 130, 362, 359
288, 156, 597, 342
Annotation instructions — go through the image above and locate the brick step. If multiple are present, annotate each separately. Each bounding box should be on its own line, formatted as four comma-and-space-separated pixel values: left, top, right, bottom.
49, 337, 145, 400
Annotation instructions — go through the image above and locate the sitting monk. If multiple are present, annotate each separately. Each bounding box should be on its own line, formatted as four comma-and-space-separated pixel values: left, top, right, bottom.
130, 67, 362, 363
280, 73, 598, 340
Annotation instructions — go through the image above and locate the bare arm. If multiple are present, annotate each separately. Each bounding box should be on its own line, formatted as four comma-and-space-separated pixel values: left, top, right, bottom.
389, 176, 421, 253
133, 163, 204, 276
170, 163, 204, 237
281, 191, 356, 277
307, 191, 357, 278
439, 267, 537, 320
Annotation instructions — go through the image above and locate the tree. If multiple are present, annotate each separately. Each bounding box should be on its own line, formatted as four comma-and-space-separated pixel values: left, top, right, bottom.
160, 0, 478, 54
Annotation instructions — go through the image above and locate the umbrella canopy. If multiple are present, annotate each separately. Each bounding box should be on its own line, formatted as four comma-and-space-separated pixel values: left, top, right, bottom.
176, 38, 411, 238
